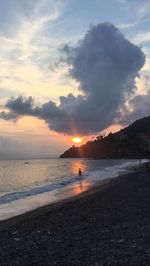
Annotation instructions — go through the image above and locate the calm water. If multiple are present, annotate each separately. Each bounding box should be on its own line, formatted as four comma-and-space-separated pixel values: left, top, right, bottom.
0, 158, 142, 220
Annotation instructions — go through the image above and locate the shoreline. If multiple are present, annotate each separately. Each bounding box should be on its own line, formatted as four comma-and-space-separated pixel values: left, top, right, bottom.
0, 176, 118, 229
1, 165, 150, 265
0, 164, 142, 229
0, 160, 144, 222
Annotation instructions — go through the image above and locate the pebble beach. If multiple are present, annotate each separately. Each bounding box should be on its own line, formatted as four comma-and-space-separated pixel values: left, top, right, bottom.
0, 167, 150, 265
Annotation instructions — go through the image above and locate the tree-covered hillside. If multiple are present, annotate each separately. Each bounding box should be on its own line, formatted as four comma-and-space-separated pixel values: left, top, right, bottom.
60, 116, 150, 159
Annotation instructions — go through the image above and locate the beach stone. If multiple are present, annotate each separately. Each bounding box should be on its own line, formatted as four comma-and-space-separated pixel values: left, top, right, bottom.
118, 239, 124, 243
12, 231, 18, 235
13, 237, 20, 241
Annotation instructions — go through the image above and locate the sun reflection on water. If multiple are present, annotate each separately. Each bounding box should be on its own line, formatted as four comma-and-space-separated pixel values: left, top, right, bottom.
71, 160, 88, 175
71, 179, 90, 194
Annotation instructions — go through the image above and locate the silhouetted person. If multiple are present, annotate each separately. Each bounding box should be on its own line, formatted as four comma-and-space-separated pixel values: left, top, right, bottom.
78, 168, 82, 176
78, 168, 83, 192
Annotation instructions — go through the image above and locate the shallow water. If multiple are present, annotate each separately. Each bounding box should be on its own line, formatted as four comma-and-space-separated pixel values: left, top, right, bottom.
0, 158, 144, 220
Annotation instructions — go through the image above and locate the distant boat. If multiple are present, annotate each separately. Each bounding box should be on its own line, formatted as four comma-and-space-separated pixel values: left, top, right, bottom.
24, 162, 29, 164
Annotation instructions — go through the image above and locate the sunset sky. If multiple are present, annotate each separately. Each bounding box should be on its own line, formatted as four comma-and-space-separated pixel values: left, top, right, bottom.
0, 0, 150, 159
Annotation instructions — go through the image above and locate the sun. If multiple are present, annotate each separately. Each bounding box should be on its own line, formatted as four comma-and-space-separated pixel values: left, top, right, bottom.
72, 137, 83, 144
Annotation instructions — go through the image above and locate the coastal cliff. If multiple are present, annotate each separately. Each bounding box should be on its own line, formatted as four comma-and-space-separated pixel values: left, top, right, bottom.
60, 116, 150, 159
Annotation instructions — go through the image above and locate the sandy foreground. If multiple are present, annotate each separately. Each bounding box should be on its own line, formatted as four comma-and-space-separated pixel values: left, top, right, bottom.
0, 166, 150, 265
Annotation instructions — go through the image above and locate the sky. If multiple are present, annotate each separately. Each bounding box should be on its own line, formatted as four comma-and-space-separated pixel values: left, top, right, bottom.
0, 0, 150, 159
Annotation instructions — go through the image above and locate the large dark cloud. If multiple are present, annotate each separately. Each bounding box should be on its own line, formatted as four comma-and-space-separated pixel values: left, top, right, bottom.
0, 23, 146, 135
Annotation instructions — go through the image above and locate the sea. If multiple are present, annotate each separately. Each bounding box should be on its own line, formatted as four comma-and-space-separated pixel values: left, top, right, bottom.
0, 158, 146, 221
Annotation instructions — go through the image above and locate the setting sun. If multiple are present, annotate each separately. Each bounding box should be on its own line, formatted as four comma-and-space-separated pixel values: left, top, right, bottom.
72, 137, 83, 144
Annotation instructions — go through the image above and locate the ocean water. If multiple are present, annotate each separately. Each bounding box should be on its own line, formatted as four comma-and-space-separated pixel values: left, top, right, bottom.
0, 158, 144, 220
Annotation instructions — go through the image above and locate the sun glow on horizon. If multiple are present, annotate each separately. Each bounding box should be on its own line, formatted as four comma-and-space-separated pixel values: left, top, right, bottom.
72, 137, 83, 144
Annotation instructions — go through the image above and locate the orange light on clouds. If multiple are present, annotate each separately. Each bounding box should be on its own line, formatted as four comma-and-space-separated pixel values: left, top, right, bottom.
72, 137, 83, 144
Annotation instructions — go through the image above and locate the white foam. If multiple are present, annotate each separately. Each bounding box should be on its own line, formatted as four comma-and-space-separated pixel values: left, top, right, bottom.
0, 159, 148, 221
84, 159, 141, 186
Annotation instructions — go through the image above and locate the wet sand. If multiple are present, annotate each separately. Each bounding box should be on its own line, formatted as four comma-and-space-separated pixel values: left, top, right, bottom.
0, 167, 150, 265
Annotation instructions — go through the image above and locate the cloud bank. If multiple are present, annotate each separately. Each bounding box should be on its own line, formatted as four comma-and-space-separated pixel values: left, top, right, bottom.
119, 91, 150, 125
0, 22, 146, 135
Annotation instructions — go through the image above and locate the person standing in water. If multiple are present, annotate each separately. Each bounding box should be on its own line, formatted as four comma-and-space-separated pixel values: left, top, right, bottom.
78, 168, 82, 176
78, 168, 83, 191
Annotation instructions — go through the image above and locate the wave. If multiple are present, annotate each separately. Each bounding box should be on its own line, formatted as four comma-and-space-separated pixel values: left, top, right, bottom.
0, 174, 79, 205
0, 159, 143, 206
